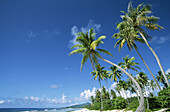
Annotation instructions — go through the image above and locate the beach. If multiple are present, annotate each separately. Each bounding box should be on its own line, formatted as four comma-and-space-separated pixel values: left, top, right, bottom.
72, 109, 133, 112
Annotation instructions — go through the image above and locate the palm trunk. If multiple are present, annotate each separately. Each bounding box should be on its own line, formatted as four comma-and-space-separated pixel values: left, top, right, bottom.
98, 56, 145, 112
128, 69, 140, 102
99, 79, 103, 111
89, 54, 95, 70
134, 48, 162, 90
138, 31, 170, 87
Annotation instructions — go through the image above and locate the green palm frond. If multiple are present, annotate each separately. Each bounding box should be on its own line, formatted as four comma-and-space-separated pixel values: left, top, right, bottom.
71, 44, 84, 49
97, 48, 113, 57
69, 48, 86, 56
80, 50, 89, 71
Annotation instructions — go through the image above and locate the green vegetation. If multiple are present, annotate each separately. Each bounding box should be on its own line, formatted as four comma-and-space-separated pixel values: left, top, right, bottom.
83, 87, 170, 111
69, 1, 170, 112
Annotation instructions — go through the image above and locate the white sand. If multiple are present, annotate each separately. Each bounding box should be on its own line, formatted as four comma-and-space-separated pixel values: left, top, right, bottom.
72, 109, 133, 112
73, 108, 169, 112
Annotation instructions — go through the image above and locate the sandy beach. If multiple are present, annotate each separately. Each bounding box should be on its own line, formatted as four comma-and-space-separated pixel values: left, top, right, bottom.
72, 108, 169, 112
72, 109, 133, 112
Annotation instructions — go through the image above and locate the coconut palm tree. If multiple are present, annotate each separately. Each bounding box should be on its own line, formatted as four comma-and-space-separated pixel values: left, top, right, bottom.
108, 65, 122, 82
156, 71, 168, 88
117, 80, 130, 108
69, 28, 145, 112
110, 89, 116, 99
91, 64, 107, 111
127, 78, 140, 102
113, 22, 161, 90
137, 72, 150, 109
119, 55, 140, 101
119, 1, 169, 87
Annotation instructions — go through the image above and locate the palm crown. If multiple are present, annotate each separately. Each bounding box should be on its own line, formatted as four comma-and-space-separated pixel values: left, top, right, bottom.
69, 28, 113, 71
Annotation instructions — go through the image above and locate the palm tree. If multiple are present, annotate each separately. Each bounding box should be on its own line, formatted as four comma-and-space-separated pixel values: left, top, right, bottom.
156, 71, 168, 88
69, 28, 145, 112
119, 55, 140, 101
115, 84, 121, 97
110, 89, 116, 99
127, 78, 140, 102
108, 65, 122, 82
113, 21, 161, 90
119, 1, 169, 87
137, 72, 150, 109
91, 64, 107, 111
117, 80, 130, 108
90, 96, 95, 104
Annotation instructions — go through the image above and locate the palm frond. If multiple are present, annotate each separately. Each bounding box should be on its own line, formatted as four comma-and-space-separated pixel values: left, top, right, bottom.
80, 50, 89, 71
71, 44, 84, 49
69, 48, 86, 56
97, 48, 113, 57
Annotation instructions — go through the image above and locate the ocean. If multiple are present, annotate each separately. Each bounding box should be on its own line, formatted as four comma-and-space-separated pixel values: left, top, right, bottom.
0, 108, 81, 112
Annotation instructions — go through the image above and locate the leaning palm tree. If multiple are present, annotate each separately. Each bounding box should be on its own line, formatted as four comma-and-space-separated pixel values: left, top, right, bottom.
69, 28, 145, 112
113, 22, 161, 90
91, 64, 107, 111
119, 1, 169, 87
156, 71, 168, 88
119, 55, 141, 101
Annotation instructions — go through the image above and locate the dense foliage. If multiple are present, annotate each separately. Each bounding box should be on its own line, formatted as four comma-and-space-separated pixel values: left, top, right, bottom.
83, 87, 170, 111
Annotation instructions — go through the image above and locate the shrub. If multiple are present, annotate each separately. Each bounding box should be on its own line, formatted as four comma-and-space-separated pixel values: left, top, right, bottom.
157, 87, 170, 108
113, 96, 127, 109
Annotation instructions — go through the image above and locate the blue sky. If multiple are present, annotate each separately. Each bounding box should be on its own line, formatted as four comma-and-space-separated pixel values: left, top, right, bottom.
0, 0, 170, 108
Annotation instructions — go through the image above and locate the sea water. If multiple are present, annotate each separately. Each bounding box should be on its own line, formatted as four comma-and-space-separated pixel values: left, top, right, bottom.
0, 108, 81, 112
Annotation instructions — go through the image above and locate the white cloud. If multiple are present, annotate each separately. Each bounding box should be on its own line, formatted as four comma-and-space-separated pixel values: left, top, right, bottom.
30, 96, 39, 102
28, 31, 37, 38
62, 93, 67, 100
151, 36, 169, 44
0, 100, 4, 104
166, 68, 170, 74
50, 84, 59, 89
69, 19, 101, 46
80, 87, 96, 100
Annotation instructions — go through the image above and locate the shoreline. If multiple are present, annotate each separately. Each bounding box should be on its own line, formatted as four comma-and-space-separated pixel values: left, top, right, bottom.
71, 108, 169, 112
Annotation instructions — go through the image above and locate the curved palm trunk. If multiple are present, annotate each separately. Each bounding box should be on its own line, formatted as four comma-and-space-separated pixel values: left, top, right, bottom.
134, 48, 162, 90
99, 80, 103, 111
98, 56, 145, 112
138, 31, 170, 87
128, 69, 140, 102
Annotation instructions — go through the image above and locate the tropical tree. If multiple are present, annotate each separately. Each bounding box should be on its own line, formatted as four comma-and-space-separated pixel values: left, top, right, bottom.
117, 80, 130, 108
91, 64, 107, 110
69, 28, 145, 112
110, 89, 116, 99
119, 55, 141, 100
137, 72, 150, 109
156, 71, 168, 88
127, 77, 140, 102
108, 65, 122, 82
90, 96, 95, 104
113, 20, 161, 90
118, 1, 169, 87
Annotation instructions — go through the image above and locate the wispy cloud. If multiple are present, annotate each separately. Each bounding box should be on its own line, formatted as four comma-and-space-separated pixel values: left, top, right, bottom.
50, 84, 60, 89
25, 29, 60, 43
0, 100, 5, 104
150, 36, 169, 44
69, 19, 102, 47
